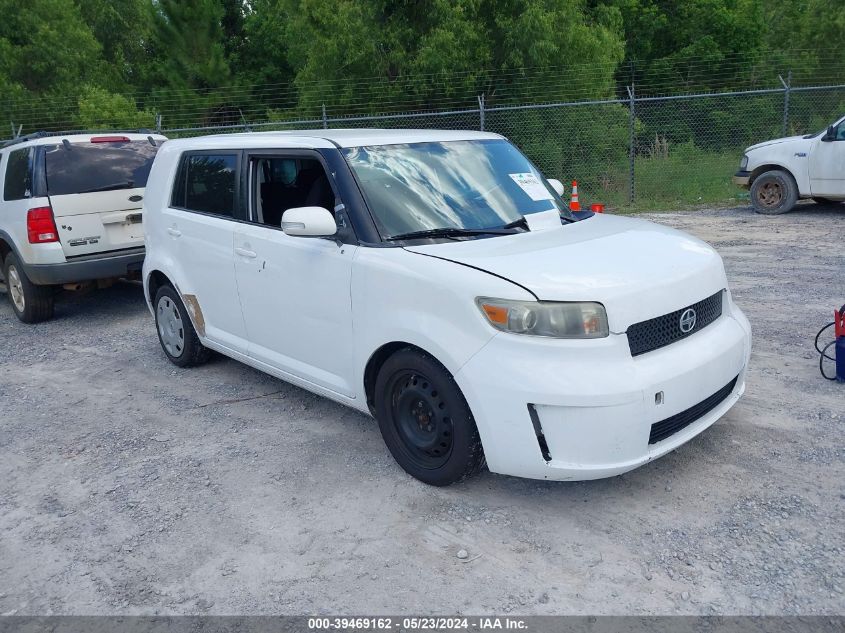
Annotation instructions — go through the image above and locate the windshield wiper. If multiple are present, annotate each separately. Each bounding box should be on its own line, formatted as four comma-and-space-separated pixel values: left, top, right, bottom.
78, 180, 135, 194
501, 216, 528, 230
387, 226, 519, 241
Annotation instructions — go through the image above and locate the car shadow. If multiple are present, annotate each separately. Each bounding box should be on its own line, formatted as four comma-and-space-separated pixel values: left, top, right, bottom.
751, 199, 845, 217
51, 279, 149, 322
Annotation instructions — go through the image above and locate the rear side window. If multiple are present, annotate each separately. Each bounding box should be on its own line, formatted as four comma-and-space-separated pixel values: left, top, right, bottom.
3, 148, 33, 201
171, 153, 237, 217
44, 140, 159, 196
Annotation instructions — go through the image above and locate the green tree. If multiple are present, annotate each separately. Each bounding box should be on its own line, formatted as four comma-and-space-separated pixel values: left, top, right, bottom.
247, 0, 625, 111
152, 0, 231, 89
0, 0, 104, 132
76, 0, 156, 91
0, 0, 102, 95
74, 86, 156, 129
594, 0, 766, 93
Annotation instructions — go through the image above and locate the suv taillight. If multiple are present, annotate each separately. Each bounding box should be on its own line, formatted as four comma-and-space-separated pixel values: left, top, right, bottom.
27, 207, 59, 244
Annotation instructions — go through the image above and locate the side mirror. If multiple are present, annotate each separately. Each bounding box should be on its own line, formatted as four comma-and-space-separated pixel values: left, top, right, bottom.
547, 178, 565, 197
281, 206, 337, 237
823, 125, 836, 142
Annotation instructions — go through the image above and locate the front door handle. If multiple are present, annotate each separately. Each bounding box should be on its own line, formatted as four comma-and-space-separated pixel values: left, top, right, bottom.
167, 227, 182, 237
235, 247, 257, 259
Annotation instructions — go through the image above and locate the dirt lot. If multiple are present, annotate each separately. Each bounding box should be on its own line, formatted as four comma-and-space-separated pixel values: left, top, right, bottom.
0, 203, 843, 616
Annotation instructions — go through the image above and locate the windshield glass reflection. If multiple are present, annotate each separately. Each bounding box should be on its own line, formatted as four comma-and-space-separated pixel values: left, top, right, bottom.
344, 140, 569, 239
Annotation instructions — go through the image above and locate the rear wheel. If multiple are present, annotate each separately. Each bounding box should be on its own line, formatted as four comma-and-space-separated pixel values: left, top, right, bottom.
750, 169, 798, 215
374, 348, 485, 486
154, 285, 210, 367
3, 252, 54, 323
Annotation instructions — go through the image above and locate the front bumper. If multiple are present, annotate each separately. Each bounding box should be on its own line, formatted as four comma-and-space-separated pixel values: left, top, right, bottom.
23, 247, 145, 285
732, 170, 751, 187
455, 301, 751, 481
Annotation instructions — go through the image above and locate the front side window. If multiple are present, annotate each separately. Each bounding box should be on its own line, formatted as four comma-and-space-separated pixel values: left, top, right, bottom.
44, 140, 159, 196
3, 148, 33, 201
172, 153, 238, 217
250, 156, 335, 227
343, 139, 570, 239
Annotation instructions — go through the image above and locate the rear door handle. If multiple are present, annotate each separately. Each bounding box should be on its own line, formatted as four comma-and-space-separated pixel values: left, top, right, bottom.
167, 227, 181, 237
235, 247, 257, 259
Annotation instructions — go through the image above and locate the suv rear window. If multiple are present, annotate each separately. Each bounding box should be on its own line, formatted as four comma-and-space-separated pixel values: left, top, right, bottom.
44, 140, 159, 196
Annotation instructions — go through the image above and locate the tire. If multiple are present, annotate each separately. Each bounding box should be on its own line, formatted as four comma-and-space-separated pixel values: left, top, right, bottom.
750, 169, 798, 215
153, 285, 211, 367
3, 252, 54, 323
374, 348, 485, 486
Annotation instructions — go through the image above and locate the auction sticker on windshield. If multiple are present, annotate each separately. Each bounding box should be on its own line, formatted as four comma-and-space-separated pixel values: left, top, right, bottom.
509, 172, 553, 201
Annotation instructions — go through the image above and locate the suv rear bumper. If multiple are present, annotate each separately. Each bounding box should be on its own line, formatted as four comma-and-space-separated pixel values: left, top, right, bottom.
22, 247, 145, 285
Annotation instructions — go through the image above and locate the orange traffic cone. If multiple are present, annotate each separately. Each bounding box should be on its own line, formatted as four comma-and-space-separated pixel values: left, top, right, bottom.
569, 180, 581, 211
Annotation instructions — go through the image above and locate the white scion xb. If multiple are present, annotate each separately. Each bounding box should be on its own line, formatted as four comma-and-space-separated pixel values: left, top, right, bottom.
143, 130, 751, 486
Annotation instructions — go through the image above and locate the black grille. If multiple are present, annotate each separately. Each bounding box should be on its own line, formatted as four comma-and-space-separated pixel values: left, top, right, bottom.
648, 376, 738, 444
627, 291, 724, 356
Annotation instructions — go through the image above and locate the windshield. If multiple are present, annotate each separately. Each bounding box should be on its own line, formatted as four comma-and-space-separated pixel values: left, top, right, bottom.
343, 139, 571, 239
44, 140, 160, 196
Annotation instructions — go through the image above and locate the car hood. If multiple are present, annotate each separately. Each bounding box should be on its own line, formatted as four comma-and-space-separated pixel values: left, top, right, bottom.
403, 214, 728, 333
745, 135, 806, 153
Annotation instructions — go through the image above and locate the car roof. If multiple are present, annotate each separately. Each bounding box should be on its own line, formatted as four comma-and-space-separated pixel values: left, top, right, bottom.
1, 132, 167, 152
164, 129, 505, 150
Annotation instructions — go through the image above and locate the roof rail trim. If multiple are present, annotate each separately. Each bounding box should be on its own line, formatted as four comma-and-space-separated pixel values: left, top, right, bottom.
1, 131, 49, 149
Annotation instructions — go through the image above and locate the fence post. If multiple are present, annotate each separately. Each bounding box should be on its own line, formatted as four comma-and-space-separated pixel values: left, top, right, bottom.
155, 113, 162, 134
478, 94, 485, 131
322, 104, 328, 129
779, 70, 792, 137
10, 121, 15, 138
626, 84, 636, 205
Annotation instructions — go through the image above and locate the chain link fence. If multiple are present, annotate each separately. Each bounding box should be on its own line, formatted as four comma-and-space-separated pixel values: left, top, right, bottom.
5, 77, 845, 210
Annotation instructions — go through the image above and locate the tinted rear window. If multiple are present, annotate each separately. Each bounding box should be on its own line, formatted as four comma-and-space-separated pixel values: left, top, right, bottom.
3, 148, 33, 201
172, 153, 238, 217
44, 140, 159, 196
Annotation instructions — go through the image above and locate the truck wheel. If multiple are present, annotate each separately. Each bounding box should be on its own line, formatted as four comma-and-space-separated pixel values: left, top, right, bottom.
374, 348, 485, 486
3, 252, 54, 323
750, 170, 798, 215
154, 285, 211, 367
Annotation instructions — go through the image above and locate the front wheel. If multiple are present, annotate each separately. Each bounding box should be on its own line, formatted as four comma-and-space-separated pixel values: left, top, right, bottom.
750, 169, 798, 215
374, 348, 485, 486
3, 252, 54, 323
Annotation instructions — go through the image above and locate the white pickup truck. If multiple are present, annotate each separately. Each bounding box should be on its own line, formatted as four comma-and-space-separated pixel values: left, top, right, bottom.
733, 115, 845, 214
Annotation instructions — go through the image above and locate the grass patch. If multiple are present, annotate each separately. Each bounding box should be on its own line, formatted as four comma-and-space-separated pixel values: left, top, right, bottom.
561, 143, 749, 213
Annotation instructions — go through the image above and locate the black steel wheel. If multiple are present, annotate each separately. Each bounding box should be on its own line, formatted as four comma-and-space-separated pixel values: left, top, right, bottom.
374, 348, 484, 486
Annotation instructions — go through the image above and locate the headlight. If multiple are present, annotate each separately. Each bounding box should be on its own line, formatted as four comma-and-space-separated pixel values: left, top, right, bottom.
740, 155, 749, 170
476, 297, 609, 338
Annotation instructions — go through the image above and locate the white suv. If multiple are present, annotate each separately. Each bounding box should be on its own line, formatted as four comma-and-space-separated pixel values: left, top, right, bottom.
0, 132, 166, 322
143, 130, 751, 486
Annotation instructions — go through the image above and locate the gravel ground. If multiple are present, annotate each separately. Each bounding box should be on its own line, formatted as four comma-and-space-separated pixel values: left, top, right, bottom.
0, 203, 843, 616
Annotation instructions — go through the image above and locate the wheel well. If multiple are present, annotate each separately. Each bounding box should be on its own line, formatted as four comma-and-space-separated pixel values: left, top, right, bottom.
0, 238, 11, 265
364, 342, 431, 415
147, 270, 172, 301
749, 164, 796, 186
